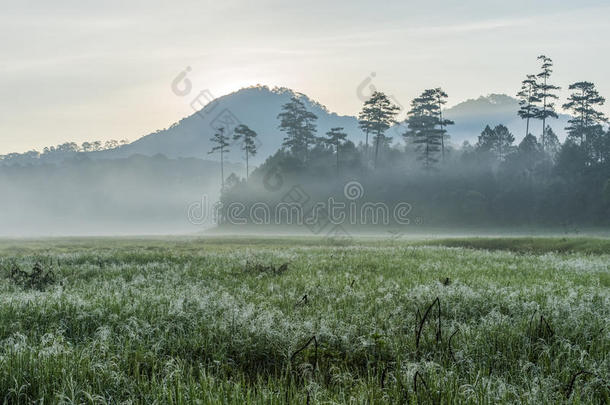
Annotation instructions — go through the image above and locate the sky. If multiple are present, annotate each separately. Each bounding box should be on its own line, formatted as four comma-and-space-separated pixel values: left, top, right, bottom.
1, 0, 609, 154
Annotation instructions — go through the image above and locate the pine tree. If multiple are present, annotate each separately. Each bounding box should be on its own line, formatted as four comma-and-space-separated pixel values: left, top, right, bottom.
232, 124, 258, 180
302, 109, 318, 158
324, 127, 348, 174
563, 81, 608, 164
277, 96, 318, 161
563, 82, 607, 141
403, 89, 443, 169
475, 124, 515, 162
476, 125, 496, 152
516, 74, 541, 138
358, 106, 374, 160
536, 56, 560, 150
541, 125, 561, 160
208, 127, 231, 191
432, 88, 454, 161
359, 92, 400, 168
514, 133, 543, 171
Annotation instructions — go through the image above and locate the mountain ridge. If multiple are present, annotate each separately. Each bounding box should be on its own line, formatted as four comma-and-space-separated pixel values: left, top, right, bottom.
93, 86, 364, 166
6, 86, 572, 167
97, 86, 570, 162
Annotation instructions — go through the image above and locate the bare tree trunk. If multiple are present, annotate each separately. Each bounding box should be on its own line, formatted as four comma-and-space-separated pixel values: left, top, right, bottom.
541, 76, 547, 152
365, 129, 369, 161
220, 147, 225, 191
374, 133, 381, 169
336, 142, 340, 175
438, 98, 445, 161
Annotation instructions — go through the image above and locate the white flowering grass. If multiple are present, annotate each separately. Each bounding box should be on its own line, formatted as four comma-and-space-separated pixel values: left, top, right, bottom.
0, 237, 608, 404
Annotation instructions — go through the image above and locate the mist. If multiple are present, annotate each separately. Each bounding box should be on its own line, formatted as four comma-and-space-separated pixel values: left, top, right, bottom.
1, 63, 609, 238
0, 154, 238, 236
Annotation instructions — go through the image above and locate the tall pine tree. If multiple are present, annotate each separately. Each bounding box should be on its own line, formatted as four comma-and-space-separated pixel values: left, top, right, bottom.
563, 81, 607, 164
324, 127, 348, 174
359, 92, 400, 168
516, 74, 540, 138
535, 55, 560, 150
358, 106, 374, 160
232, 124, 258, 180
404, 89, 443, 169
277, 96, 318, 161
208, 127, 231, 191
433, 88, 454, 161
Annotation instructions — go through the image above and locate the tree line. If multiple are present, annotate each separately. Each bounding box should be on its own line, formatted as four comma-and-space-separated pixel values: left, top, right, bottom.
220, 55, 610, 228
0, 139, 130, 165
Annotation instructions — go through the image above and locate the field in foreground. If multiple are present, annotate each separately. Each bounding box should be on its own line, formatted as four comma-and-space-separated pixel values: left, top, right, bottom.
0, 236, 608, 404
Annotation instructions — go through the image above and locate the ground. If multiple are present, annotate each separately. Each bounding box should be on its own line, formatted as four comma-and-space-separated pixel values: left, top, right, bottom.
0, 236, 608, 404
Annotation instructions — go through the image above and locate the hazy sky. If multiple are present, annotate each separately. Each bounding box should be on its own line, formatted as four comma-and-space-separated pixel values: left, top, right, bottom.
1, 0, 609, 154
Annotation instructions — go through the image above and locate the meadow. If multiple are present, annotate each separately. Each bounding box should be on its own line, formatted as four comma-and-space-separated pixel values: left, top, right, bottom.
0, 236, 608, 404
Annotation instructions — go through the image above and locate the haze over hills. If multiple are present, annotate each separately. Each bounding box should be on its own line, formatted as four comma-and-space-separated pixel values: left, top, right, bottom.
0, 86, 595, 237
444, 94, 570, 145
94, 86, 363, 166
92, 86, 570, 165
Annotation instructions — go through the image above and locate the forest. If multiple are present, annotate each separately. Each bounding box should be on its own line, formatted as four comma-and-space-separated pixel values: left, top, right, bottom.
219, 56, 610, 229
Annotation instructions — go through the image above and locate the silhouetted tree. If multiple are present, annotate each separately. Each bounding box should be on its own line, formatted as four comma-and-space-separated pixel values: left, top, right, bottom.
404, 89, 443, 169
515, 133, 542, 171
324, 127, 348, 174
208, 127, 230, 191
541, 125, 561, 160
360, 92, 400, 168
517, 74, 540, 138
476, 124, 515, 162
433, 88, 454, 161
563, 81, 607, 163
277, 96, 318, 161
563, 82, 607, 136
104, 140, 119, 150
358, 105, 375, 160
535, 56, 560, 149
233, 124, 258, 180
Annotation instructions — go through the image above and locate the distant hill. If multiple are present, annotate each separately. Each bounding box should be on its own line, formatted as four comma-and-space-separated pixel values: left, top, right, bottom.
94, 86, 362, 167
85, 88, 571, 164
442, 94, 571, 145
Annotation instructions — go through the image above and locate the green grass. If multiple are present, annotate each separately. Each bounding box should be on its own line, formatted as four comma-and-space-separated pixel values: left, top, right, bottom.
419, 236, 610, 255
0, 236, 608, 404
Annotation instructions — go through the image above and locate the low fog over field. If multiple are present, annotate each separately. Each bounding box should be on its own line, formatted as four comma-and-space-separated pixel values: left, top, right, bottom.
1, 80, 609, 237
0, 155, 237, 236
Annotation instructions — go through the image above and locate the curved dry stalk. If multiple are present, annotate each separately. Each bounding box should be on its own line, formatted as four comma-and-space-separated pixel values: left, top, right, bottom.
448, 329, 459, 363
565, 370, 593, 398
415, 297, 441, 350
290, 335, 318, 369
413, 370, 429, 393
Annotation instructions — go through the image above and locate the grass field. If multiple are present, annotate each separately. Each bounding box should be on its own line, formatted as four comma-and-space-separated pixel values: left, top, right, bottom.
0, 236, 608, 404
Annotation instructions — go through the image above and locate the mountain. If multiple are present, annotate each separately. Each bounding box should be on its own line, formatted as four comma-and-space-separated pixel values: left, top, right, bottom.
92, 88, 570, 165
94, 86, 362, 167
442, 94, 571, 145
